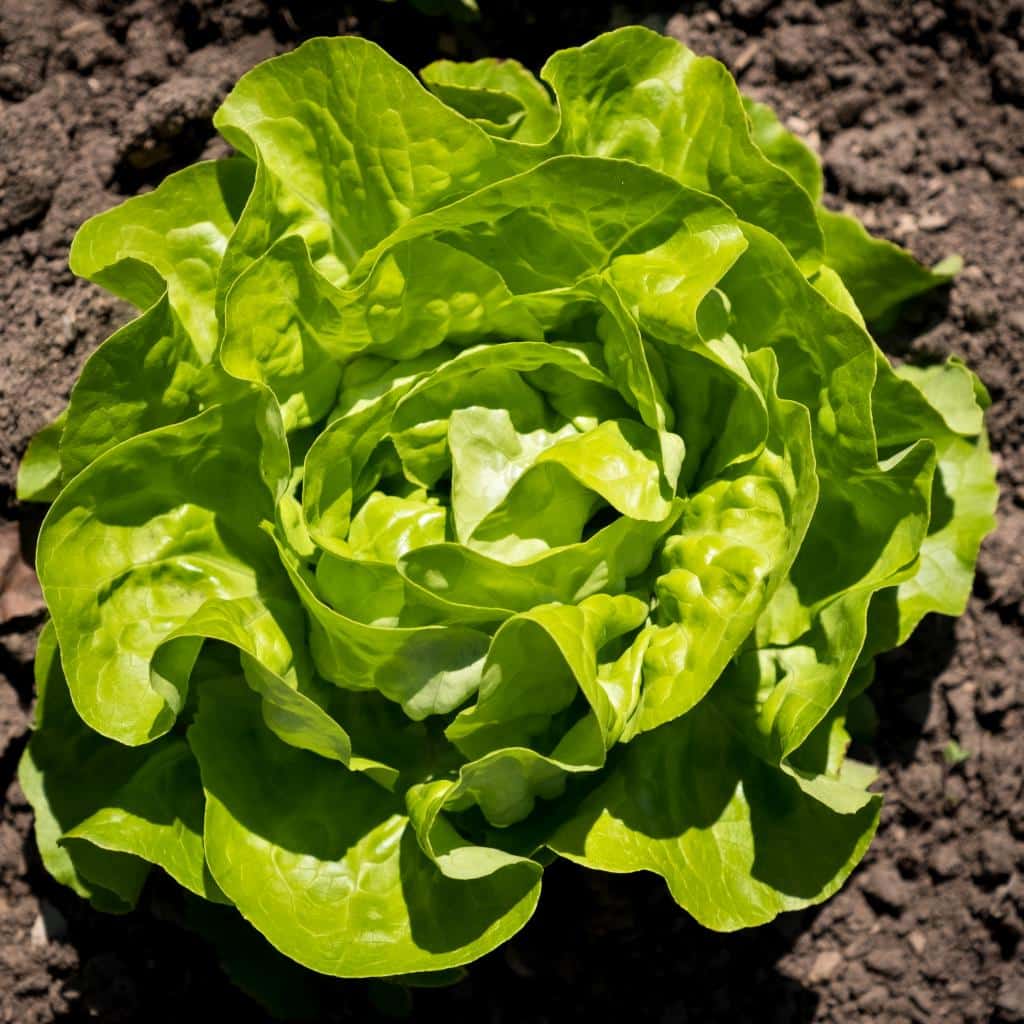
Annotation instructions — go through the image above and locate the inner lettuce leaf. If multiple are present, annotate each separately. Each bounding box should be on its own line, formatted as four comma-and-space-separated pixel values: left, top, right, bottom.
20, 26, 995, 975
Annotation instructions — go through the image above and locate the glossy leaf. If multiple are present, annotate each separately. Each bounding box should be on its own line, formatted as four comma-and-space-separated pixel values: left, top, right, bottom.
17, 410, 65, 502
549, 698, 880, 931
190, 675, 540, 976
69, 159, 253, 357
37, 390, 290, 745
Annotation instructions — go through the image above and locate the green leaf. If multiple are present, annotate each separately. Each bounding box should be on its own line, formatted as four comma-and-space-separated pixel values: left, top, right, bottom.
742, 96, 822, 201
810, 265, 866, 326
740, 94, 959, 324
398, 506, 681, 620
543, 27, 823, 271
449, 408, 584, 549
339, 238, 544, 361
447, 594, 647, 761
69, 159, 253, 358
60, 297, 210, 481
421, 58, 558, 143
750, 436, 934, 763
727, 226, 934, 598
942, 739, 971, 766
276, 534, 491, 721
354, 154, 743, 299
66, 738, 225, 902
219, 237, 347, 431
819, 208, 960, 325
18, 622, 152, 911
189, 674, 541, 977
214, 37, 502, 287
346, 493, 447, 563
549, 697, 880, 931
152, 595, 361, 770
406, 778, 543, 879
388, 341, 611, 488
629, 347, 816, 735
37, 390, 290, 745
722, 227, 939, 759
421, 75, 527, 139
867, 358, 997, 648
16, 410, 66, 502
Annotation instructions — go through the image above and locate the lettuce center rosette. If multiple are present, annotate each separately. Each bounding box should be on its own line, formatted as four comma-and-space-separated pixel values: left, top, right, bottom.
19, 27, 995, 977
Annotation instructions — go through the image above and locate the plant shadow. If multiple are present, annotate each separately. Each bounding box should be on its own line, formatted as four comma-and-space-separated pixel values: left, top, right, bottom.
864, 281, 962, 771
410, 859, 826, 1023
867, 611, 957, 769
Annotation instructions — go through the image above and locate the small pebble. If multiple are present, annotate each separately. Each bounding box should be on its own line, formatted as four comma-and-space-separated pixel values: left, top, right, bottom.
808, 950, 842, 983
918, 210, 953, 232
862, 863, 910, 912
930, 844, 961, 879
866, 945, 904, 977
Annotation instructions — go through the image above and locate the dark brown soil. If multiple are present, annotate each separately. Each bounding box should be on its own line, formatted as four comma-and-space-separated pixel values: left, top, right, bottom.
1, 1, 1022, 1021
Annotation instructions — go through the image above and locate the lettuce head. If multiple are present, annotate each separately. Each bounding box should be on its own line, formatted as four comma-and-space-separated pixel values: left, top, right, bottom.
17, 27, 996, 977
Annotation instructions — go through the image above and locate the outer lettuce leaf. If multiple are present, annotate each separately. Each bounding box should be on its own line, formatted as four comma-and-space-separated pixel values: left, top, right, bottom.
213, 37, 506, 290
19, 623, 151, 911
59, 297, 210, 481
741, 96, 959, 323
16, 410, 65, 502
742, 97, 822, 201
37, 389, 291, 745
867, 358, 997, 649
69, 159, 253, 358
34, 162, 257, 500
723, 226, 939, 762
542, 27, 823, 271
219, 237, 347, 431
726, 226, 932, 608
65, 738, 225, 903
22, 631, 238, 908
818, 210, 961, 326
189, 673, 540, 977
549, 693, 880, 931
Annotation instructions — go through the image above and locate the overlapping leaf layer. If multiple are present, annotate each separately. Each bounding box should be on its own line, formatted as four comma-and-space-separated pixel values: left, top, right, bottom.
19, 27, 995, 976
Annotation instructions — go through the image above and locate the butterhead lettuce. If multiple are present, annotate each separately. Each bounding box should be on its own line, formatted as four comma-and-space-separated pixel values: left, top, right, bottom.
18, 27, 995, 977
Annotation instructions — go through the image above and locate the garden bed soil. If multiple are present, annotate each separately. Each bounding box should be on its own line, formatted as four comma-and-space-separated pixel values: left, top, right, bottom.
1, 1, 1023, 1021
